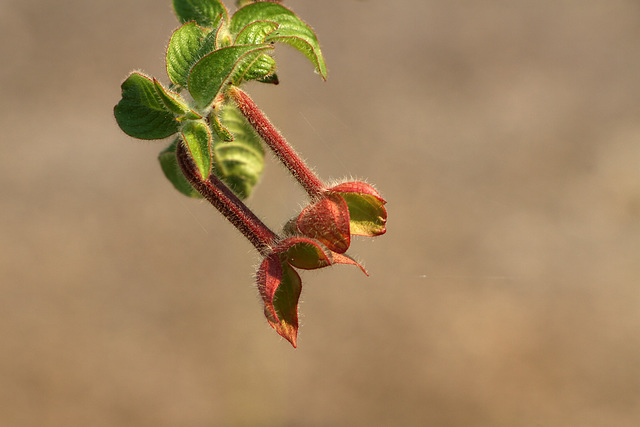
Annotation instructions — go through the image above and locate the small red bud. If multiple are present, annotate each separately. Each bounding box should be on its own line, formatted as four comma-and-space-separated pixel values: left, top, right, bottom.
297, 193, 351, 254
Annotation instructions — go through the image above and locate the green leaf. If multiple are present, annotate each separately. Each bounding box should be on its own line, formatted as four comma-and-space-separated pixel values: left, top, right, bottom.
209, 112, 233, 142
181, 120, 212, 179
187, 44, 273, 108
172, 0, 228, 29
230, 3, 327, 79
114, 72, 179, 140
166, 22, 207, 88
153, 78, 203, 121
158, 138, 203, 198
232, 21, 279, 83
153, 78, 189, 116
247, 53, 277, 80
211, 103, 265, 199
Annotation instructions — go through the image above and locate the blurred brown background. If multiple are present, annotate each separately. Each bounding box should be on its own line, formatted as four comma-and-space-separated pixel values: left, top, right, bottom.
1, 0, 639, 426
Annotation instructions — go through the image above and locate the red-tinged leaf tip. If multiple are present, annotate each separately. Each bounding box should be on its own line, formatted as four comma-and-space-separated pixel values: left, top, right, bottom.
330, 252, 368, 276
297, 193, 351, 254
264, 304, 298, 348
256, 254, 301, 348
270, 261, 302, 347
329, 181, 386, 204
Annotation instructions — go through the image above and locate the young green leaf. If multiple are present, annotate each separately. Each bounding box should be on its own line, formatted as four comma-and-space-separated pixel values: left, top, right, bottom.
209, 112, 233, 142
158, 138, 203, 198
230, 3, 327, 80
340, 192, 387, 236
234, 20, 279, 45
187, 44, 273, 108
211, 103, 265, 199
153, 78, 190, 116
181, 120, 213, 179
231, 21, 279, 83
114, 72, 180, 140
172, 0, 228, 29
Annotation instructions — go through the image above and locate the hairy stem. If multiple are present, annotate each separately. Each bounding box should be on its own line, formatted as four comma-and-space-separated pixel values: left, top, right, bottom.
229, 86, 326, 199
176, 142, 279, 256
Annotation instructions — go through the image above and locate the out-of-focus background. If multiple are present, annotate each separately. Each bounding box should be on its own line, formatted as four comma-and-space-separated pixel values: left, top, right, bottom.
1, 0, 639, 426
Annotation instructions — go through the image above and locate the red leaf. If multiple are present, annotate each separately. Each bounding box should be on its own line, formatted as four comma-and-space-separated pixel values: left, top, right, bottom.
256, 254, 301, 347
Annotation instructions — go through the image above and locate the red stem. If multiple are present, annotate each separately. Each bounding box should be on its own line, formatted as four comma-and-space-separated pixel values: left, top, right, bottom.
176, 142, 279, 256
229, 86, 326, 199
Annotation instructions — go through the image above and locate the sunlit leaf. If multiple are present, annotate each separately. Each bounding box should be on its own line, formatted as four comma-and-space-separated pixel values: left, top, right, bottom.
340, 192, 387, 236
230, 3, 327, 79
188, 44, 273, 108
330, 182, 387, 236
